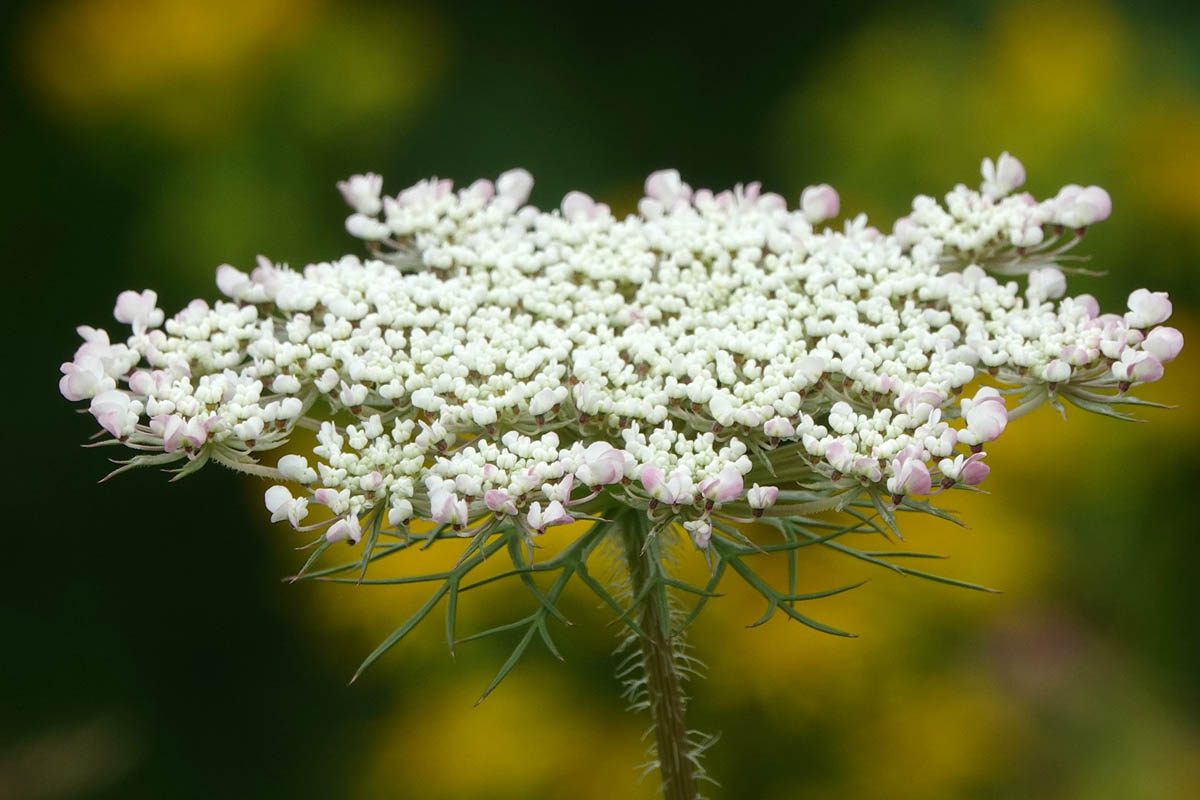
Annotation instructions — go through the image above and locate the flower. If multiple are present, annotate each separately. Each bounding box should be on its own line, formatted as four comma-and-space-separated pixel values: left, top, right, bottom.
561, 191, 610, 222
747, 484, 779, 515
264, 485, 310, 528
429, 485, 469, 527
697, 466, 744, 505
1125, 289, 1173, 329
575, 442, 627, 487
1052, 184, 1112, 228
939, 452, 989, 487
981, 152, 1025, 200
800, 184, 839, 224
526, 500, 573, 534
957, 388, 1008, 447
1143, 327, 1184, 363
278, 454, 318, 484
59, 158, 1179, 545
1027, 267, 1066, 302
1041, 359, 1072, 385
337, 173, 384, 216
326, 515, 362, 544
886, 451, 932, 499
485, 489, 518, 516
113, 290, 164, 336
683, 518, 713, 549
89, 389, 137, 438
1112, 349, 1164, 385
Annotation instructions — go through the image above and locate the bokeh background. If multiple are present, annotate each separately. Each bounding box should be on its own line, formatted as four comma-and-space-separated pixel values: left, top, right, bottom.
3, 1, 1199, 798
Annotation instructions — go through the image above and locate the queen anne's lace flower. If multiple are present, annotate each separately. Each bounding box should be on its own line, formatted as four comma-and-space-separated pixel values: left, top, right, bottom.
60, 154, 1181, 551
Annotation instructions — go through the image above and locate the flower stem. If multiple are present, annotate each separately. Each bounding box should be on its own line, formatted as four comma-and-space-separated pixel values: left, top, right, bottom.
619, 512, 699, 800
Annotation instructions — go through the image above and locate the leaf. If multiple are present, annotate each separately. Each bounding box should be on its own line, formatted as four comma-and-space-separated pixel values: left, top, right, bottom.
357, 509, 384, 583
475, 624, 539, 705
673, 559, 728, 636
789, 526, 997, 593
350, 583, 451, 684
286, 537, 332, 583
713, 538, 858, 638
445, 580, 459, 658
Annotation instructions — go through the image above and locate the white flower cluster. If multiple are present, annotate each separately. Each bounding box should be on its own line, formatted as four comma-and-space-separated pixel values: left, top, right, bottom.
60, 154, 1183, 549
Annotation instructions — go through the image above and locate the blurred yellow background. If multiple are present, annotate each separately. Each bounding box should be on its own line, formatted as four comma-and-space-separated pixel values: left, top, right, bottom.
3, 1, 1198, 798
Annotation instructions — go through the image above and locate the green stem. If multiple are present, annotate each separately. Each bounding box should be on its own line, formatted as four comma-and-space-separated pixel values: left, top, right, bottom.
619, 512, 699, 800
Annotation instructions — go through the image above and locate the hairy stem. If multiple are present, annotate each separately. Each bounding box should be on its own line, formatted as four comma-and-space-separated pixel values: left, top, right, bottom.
619, 512, 699, 800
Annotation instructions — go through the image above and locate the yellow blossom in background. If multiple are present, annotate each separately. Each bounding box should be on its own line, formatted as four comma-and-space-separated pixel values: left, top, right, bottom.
20, 0, 446, 144
14, 0, 1199, 796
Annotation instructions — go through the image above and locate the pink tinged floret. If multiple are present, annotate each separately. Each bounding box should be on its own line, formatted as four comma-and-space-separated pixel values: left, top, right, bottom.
824, 439, 856, 474
1027, 267, 1066, 301
853, 456, 883, 484
1074, 294, 1101, 320
1112, 350, 1164, 384
887, 456, 932, 499
640, 465, 666, 498
89, 390, 136, 438
496, 168, 534, 209
897, 389, 943, 417
113, 289, 164, 336
981, 152, 1026, 200
312, 488, 350, 514
359, 471, 384, 493
264, 485, 310, 528
429, 486, 469, 527
526, 500, 573, 534
683, 518, 712, 549
1053, 184, 1112, 228
1143, 326, 1184, 364
960, 454, 990, 485
698, 466, 744, 504
959, 387, 1008, 446
544, 475, 575, 503
893, 216, 920, 247
1041, 359, 1072, 384
644, 169, 693, 207
561, 191, 610, 222
1125, 289, 1172, 329
763, 417, 796, 438
149, 413, 187, 452
387, 500, 413, 527
216, 264, 251, 298
665, 471, 695, 505
800, 184, 839, 225
939, 452, 990, 487
60, 358, 113, 401
747, 484, 779, 514
463, 178, 495, 204
484, 489, 518, 516
336, 173, 384, 216
345, 214, 390, 240
182, 417, 214, 449
325, 515, 362, 545
575, 442, 626, 487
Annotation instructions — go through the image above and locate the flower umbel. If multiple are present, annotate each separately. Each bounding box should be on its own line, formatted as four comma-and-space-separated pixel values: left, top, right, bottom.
59, 154, 1181, 798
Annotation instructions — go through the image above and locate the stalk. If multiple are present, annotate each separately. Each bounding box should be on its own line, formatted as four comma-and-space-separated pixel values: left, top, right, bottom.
619, 512, 699, 800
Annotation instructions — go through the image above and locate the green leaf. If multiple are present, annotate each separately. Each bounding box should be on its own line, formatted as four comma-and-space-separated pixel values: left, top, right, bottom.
351, 583, 451, 684
475, 624, 539, 705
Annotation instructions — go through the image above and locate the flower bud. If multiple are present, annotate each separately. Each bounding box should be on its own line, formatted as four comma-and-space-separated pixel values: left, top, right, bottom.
698, 466, 744, 504
981, 152, 1026, 199
800, 184, 839, 224
683, 518, 713, 549
1143, 326, 1184, 364
747, 484, 779, 514
1125, 289, 1173, 329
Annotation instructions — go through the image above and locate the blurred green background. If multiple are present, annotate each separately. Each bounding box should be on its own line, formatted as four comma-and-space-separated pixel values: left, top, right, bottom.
3, 1, 1199, 797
